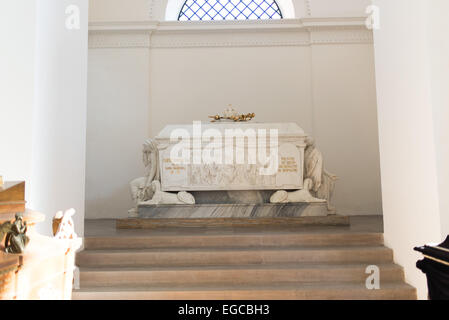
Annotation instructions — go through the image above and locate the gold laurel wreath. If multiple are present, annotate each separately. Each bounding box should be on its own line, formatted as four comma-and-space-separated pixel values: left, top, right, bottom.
209, 113, 255, 122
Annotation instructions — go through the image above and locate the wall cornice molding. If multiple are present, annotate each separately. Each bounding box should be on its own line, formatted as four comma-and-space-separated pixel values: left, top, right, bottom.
89, 18, 372, 49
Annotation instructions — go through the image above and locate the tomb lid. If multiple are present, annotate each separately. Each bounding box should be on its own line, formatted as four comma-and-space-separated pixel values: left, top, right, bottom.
155, 122, 306, 140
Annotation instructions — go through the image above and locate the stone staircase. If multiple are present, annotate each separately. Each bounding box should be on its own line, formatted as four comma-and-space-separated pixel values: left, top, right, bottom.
73, 221, 416, 300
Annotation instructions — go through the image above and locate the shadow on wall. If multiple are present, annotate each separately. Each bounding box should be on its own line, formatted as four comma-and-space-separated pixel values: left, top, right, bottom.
85, 183, 132, 219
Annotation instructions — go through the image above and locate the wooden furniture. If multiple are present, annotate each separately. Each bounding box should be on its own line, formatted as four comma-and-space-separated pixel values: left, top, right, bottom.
0, 210, 81, 300
0, 181, 25, 214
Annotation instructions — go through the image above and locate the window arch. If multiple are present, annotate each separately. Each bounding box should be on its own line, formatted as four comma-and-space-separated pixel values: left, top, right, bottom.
177, 0, 283, 21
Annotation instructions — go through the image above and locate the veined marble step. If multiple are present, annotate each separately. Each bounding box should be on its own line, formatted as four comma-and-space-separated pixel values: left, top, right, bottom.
77, 246, 393, 268
79, 263, 403, 287
84, 232, 383, 250
116, 216, 349, 229
73, 282, 416, 300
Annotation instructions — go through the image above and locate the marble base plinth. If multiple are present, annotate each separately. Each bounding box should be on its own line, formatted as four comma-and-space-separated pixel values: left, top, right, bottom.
119, 203, 347, 229
191, 191, 272, 204
138, 202, 330, 219
117, 215, 348, 229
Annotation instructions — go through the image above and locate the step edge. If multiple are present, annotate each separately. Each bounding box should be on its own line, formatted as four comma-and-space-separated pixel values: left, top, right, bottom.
77, 245, 392, 254
78, 262, 404, 273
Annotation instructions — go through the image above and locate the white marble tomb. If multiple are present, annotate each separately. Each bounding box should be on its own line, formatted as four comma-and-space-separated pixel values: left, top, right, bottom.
129, 121, 338, 217
155, 122, 307, 192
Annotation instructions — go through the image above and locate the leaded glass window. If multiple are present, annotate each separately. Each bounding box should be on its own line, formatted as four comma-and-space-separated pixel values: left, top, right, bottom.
178, 0, 283, 21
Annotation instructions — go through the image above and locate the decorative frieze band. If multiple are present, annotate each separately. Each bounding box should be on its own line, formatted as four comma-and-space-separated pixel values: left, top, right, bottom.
150, 29, 310, 48
88, 32, 151, 48
89, 18, 372, 49
310, 27, 373, 44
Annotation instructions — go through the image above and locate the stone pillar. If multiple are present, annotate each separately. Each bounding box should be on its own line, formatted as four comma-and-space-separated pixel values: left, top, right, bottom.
0, 0, 36, 190
373, 0, 449, 299
30, 0, 88, 237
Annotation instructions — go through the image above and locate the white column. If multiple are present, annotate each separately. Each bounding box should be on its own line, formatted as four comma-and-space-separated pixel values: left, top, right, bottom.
0, 0, 36, 193
373, 0, 449, 299
427, 0, 449, 238
30, 0, 88, 236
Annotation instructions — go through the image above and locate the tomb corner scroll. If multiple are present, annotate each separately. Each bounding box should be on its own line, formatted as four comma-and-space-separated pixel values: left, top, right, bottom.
270, 136, 338, 212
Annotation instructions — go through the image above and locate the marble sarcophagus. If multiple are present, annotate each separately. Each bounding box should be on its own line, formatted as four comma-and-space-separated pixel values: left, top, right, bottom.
128, 120, 337, 220
155, 122, 308, 192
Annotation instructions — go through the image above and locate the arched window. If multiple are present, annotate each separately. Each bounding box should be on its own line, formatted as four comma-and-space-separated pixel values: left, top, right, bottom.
178, 0, 283, 21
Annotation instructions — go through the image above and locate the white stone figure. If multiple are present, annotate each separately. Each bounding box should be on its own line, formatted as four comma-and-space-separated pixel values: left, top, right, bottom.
270, 179, 326, 204
129, 139, 160, 216
53, 208, 78, 240
304, 137, 338, 211
140, 180, 195, 205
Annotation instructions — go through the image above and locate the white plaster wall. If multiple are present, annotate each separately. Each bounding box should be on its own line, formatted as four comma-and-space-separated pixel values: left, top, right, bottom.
86, 48, 150, 219
308, 0, 371, 17
30, 0, 89, 236
311, 44, 381, 215
86, 0, 381, 219
89, 0, 152, 22
373, 0, 449, 299
87, 41, 381, 218
0, 0, 35, 198
149, 46, 314, 135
